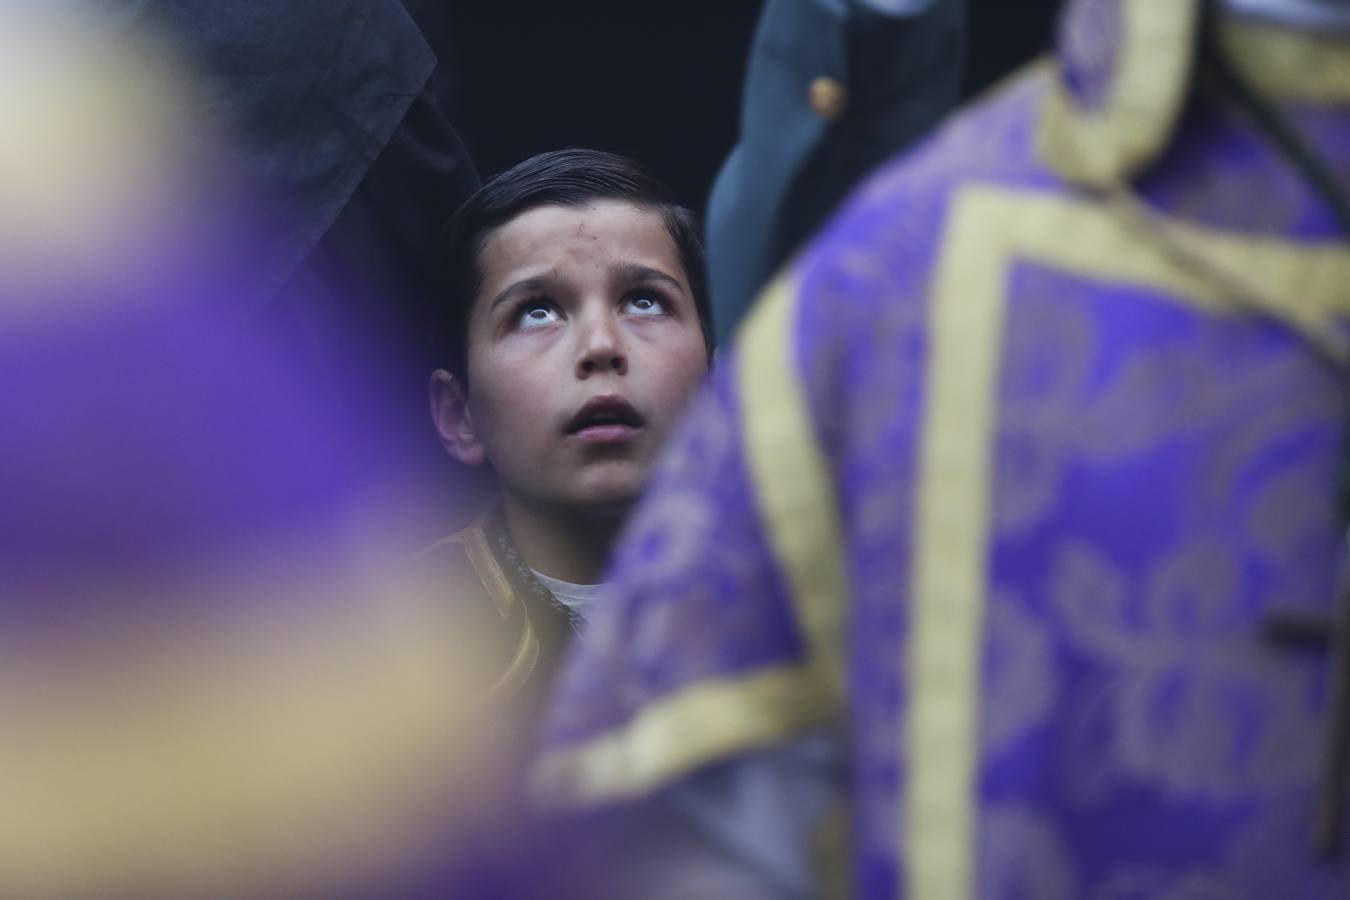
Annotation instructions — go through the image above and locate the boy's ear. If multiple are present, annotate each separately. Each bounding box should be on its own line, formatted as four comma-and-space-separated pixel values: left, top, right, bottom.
429, 370, 486, 466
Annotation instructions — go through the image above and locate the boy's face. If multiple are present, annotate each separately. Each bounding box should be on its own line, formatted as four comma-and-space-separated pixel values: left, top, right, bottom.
434, 200, 708, 514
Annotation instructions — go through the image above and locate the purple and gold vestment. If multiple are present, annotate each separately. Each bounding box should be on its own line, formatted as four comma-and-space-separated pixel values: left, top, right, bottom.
534, 0, 1350, 896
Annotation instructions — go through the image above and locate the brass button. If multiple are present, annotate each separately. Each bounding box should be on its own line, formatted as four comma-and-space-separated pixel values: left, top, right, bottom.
808, 76, 848, 122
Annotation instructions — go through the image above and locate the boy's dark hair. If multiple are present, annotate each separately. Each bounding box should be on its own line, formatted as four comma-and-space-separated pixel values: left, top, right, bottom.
439, 149, 712, 383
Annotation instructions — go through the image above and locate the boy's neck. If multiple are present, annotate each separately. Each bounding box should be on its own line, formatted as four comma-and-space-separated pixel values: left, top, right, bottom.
499, 495, 625, 585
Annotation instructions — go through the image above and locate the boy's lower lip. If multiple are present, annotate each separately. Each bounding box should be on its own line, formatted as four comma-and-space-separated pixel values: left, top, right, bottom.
570, 424, 641, 443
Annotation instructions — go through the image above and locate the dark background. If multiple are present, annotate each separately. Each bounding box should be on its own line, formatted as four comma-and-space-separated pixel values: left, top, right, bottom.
433, 0, 1064, 214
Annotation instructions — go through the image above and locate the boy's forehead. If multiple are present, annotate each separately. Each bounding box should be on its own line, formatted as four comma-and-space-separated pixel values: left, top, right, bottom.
478, 200, 682, 286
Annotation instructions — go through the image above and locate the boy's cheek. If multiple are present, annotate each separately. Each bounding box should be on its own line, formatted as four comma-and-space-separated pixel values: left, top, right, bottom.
662, 343, 715, 407
482, 386, 572, 470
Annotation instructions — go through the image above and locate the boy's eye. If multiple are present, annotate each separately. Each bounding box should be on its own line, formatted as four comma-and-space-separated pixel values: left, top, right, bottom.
624, 292, 666, 316
515, 301, 560, 330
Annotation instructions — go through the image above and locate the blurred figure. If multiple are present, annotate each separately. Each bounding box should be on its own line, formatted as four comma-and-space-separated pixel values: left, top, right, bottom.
0, 8, 613, 897
96, 0, 478, 314
533, 0, 1350, 896
705, 0, 965, 343
94, 0, 482, 536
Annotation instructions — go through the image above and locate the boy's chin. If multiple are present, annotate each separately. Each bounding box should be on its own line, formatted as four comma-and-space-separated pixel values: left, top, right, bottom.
559, 478, 645, 516
565, 486, 641, 517
561, 462, 649, 507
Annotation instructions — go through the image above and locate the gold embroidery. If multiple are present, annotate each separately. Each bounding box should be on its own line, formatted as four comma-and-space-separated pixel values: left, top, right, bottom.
439, 520, 541, 704
530, 665, 830, 806
461, 520, 517, 620
961, 186, 1350, 331
906, 181, 1009, 900
1219, 16, 1350, 105
1104, 189, 1350, 362
739, 275, 849, 704
1038, 0, 1201, 187
482, 611, 540, 705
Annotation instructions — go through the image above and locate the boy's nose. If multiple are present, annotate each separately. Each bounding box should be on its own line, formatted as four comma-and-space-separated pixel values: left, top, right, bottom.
576, 313, 628, 378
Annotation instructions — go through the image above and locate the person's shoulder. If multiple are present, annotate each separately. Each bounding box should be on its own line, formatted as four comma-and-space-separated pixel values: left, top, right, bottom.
787, 60, 1062, 309
403, 521, 521, 650
835, 60, 1058, 238
405, 528, 484, 599
405, 520, 551, 707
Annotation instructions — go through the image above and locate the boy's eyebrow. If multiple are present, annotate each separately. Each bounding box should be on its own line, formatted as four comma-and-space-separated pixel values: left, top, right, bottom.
612, 262, 685, 293
489, 273, 557, 312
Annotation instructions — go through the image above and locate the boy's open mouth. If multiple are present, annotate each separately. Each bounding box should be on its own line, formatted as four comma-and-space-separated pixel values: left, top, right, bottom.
565, 395, 645, 441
